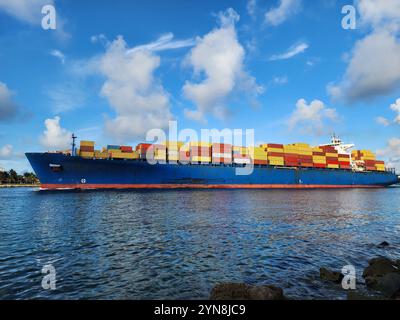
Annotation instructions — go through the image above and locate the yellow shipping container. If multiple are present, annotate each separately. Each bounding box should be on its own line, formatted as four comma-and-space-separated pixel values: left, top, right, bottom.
80, 151, 94, 158
268, 156, 284, 162
361, 150, 374, 155
289, 143, 310, 148
327, 164, 339, 169
361, 156, 376, 160
266, 147, 284, 153
298, 151, 312, 156
326, 153, 338, 157
269, 161, 284, 165
191, 156, 211, 162
312, 147, 323, 152
338, 157, 350, 162
80, 140, 95, 147
313, 160, 326, 164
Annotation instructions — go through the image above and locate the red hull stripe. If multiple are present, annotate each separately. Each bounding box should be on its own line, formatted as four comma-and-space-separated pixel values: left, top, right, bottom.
40, 183, 384, 190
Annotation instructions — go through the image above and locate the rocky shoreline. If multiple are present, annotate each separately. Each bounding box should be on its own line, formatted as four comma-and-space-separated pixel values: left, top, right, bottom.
210, 242, 400, 300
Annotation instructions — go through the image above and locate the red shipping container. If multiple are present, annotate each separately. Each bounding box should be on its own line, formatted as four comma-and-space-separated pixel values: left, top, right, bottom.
313, 163, 327, 168
179, 151, 190, 162
366, 166, 376, 170
136, 143, 152, 151
339, 161, 350, 165
285, 162, 298, 167
254, 160, 268, 165
299, 155, 312, 160
326, 160, 339, 165
338, 154, 349, 158
375, 160, 385, 165
340, 165, 351, 169
284, 153, 299, 157
212, 143, 232, 153
326, 156, 339, 161
300, 163, 313, 167
284, 156, 298, 162
312, 151, 326, 156
190, 146, 211, 157
120, 146, 133, 153
266, 143, 283, 148
80, 146, 94, 152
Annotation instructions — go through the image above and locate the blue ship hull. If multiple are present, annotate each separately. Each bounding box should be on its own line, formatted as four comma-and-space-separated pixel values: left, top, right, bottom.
26, 153, 399, 189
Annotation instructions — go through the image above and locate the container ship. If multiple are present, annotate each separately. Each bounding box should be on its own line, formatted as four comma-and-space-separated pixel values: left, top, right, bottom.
25, 135, 399, 190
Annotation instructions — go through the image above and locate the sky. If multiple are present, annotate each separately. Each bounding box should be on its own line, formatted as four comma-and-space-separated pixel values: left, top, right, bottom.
0, 0, 400, 173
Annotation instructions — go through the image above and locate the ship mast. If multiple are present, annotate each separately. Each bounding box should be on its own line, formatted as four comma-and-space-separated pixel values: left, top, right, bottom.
71, 133, 77, 156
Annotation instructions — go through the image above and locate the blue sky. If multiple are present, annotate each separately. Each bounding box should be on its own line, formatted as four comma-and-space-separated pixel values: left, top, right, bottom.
0, 0, 399, 172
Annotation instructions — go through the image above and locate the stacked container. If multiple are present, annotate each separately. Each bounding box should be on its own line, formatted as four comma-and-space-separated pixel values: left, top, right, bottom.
233, 146, 251, 165
80, 141, 95, 158
179, 143, 191, 163
338, 153, 351, 169
163, 141, 183, 162
320, 145, 339, 169
136, 143, 152, 159
190, 142, 211, 164
262, 144, 284, 166
351, 150, 384, 171
375, 160, 385, 171
248, 146, 268, 165
212, 143, 233, 164
312, 146, 327, 168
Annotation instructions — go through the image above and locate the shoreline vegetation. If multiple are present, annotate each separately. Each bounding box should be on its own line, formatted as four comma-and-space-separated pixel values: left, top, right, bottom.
0, 184, 40, 188
0, 169, 39, 187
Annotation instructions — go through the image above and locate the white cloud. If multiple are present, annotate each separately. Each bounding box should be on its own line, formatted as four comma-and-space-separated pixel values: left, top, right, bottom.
357, 0, 400, 29
269, 42, 308, 61
0, 0, 52, 24
40, 116, 71, 150
183, 8, 263, 122
98, 36, 173, 140
46, 82, 86, 113
376, 116, 390, 127
272, 76, 288, 85
377, 137, 400, 171
0, 144, 12, 159
288, 98, 338, 135
328, 31, 400, 101
0, 81, 19, 122
127, 33, 195, 54
328, 0, 400, 102
247, 0, 257, 19
50, 49, 65, 64
265, 0, 301, 26
390, 98, 400, 124
0, 0, 70, 41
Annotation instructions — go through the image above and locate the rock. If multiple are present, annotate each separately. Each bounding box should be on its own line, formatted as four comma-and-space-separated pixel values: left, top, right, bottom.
378, 241, 390, 248
210, 283, 286, 300
375, 273, 400, 298
319, 267, 344, 283
363, 257, 400, 290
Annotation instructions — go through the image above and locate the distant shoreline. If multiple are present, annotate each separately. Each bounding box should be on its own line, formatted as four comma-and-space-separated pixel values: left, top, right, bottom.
0, 184, 40, 188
